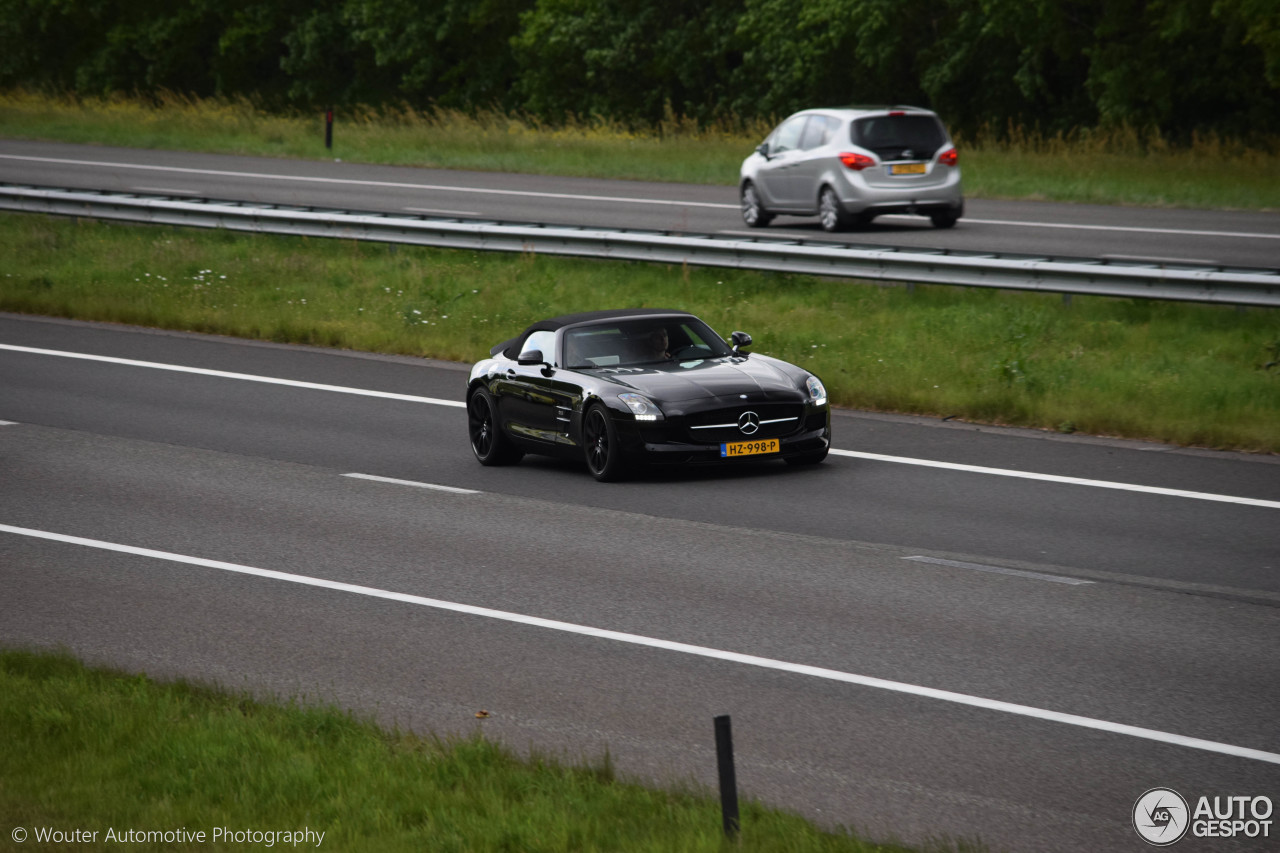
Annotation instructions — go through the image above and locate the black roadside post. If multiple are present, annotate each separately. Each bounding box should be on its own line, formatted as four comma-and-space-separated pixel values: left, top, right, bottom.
325, 109, 333, 150
714, 715, 740, 840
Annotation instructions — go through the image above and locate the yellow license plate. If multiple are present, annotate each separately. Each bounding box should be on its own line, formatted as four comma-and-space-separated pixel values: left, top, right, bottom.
721, 438, 780, 458
891, 163, 927, 175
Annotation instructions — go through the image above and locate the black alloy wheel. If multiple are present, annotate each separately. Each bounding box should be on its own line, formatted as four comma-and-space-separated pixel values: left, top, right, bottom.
468, 387, 523, 466
583, 404, 626, 482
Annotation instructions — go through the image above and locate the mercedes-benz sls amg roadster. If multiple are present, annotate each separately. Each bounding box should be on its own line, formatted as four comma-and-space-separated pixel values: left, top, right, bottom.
466, 309, 831, 481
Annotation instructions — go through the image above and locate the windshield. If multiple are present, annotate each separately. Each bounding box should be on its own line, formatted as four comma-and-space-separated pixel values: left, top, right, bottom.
563, 317, 733, 368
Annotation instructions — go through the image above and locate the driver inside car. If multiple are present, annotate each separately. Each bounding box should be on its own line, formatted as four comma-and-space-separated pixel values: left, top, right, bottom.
643, 327, 670, 362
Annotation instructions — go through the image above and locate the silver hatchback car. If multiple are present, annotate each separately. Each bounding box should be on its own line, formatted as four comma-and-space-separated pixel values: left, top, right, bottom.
740, 106, 963, 231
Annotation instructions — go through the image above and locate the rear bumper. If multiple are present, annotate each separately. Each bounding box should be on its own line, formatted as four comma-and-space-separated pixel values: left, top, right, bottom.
837, 169, 963, 218
862, 198, 963, 219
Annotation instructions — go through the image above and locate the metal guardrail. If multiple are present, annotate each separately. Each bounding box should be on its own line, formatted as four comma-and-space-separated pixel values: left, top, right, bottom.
3, 183, 1278, 306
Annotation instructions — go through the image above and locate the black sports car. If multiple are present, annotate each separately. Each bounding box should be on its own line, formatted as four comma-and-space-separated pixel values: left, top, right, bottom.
466, 309, 831, 481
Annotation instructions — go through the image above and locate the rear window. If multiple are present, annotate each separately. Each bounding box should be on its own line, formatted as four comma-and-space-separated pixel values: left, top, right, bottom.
851, 115, 946, 161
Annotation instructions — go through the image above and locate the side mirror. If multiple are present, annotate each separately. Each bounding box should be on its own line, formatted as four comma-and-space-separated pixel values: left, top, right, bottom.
730, 331, 752, 355
755, 143, 771, 159
518, 349, 555, 376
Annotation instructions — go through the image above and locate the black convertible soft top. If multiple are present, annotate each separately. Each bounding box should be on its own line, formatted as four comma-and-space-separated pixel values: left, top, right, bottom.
489, 308, 692, 357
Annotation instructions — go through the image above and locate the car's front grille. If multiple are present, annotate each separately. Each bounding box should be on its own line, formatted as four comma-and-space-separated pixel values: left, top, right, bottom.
683, 403, 804, 444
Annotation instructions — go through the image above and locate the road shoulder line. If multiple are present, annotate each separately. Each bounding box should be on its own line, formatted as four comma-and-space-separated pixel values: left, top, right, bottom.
3, 521, 1278, 766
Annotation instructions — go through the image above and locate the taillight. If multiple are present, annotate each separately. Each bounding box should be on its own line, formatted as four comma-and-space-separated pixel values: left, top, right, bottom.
938, 147, 958, 167
839, 152, 875, 171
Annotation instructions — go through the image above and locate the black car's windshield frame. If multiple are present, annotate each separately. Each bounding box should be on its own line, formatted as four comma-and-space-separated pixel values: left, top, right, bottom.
562, 318, 733, 369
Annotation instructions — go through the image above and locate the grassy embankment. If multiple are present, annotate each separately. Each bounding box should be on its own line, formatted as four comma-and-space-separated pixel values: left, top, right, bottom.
2, 211, 1277, 451
2, 89, 1279, 209
2, 647, 935, 853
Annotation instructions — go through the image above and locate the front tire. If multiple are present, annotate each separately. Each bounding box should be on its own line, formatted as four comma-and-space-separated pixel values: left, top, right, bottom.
740, 182, 774, 228
930, 212, 958, 229
582, 404, 628, 482
468, 387, 523, 466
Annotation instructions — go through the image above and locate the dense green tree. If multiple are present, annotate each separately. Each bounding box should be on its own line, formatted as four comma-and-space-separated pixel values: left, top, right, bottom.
214, 1, 313, 100
82, 0, 224, 95
511, 0, 746, 125
1084, 0, 1279, 137
0, 0, 122, 92
345, 0, 533, 109
0, 0, 307, 101
732, 0, 895, 118
1, 0, 1276, 137
279, 4, 379, 106
1216, 0, 1279, 87
918, 0, 1099, 134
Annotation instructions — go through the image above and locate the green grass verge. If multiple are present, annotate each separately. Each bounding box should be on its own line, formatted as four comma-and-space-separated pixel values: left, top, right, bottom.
1, 647, 947, 852
2, 213, 1277, 452
2, 90, 1278, 210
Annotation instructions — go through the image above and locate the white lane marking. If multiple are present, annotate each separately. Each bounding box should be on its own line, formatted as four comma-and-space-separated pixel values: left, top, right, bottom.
343, 473, 477, 494
404, 206, 480, 217
1103, 253, 1221, 265
0, 420, 17, 426
831, 449, 1280, 510
875, 213, 1280, 241
904, 555, 1093, 585
133, 186, 199, 195
0, 153, 735, 210
5, 343, 1274, 508
3, 522, 1276, 765
0, 344, 465, 408
965, 216, 1280, 241
718, 229, 786, 238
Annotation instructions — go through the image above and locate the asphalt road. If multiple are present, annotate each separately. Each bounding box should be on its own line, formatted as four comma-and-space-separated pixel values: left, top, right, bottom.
2, 139, 1279, 268
2, 313, 1278, 852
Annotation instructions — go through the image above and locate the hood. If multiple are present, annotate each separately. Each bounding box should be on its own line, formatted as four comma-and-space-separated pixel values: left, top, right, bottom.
592, 356, 806, 404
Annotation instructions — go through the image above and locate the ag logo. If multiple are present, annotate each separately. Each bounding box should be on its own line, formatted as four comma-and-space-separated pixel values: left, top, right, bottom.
1134, 788, 1190, 846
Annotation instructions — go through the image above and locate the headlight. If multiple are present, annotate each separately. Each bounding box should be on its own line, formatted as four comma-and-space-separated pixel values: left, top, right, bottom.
805, 376, 828, 406
618, 393, 664, 421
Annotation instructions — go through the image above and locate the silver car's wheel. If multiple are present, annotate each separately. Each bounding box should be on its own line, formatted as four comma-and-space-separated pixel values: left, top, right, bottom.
818, 187, 852, 232
740, 182, 774, 228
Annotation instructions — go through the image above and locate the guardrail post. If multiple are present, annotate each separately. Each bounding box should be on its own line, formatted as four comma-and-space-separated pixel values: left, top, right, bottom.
325, 109, 334, 150
714, 715, 740, 839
